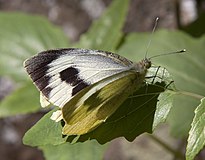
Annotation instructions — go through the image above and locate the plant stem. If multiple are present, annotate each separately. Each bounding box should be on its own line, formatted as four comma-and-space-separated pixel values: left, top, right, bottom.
148, 134, 185, 160
167, 89, 204, 100
177, 90, 204, 100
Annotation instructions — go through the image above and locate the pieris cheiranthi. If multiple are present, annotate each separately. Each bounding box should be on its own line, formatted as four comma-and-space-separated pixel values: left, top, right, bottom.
24, 48, 152, 134
23, 18, 185, 135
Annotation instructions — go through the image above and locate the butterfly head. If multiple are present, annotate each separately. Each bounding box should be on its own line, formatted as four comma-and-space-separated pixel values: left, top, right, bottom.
142, 58, 152, 69
132, 58, 151, 75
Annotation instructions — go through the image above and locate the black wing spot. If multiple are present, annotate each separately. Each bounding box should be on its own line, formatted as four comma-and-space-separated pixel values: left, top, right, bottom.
60, 67, 78, 83
72, 82, 89, 96
60, 67, 82, 86
60, 67, 90, 96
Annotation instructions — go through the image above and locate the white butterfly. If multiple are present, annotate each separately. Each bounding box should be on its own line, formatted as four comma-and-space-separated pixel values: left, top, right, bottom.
24, 48, 152, 135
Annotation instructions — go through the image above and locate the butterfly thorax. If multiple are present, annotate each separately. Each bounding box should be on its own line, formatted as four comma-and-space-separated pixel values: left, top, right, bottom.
132, 58, 151, 75
125, 58, 151, 92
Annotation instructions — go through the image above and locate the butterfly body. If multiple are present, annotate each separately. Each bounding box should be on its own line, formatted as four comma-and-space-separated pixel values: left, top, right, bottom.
24, 48, 151, 134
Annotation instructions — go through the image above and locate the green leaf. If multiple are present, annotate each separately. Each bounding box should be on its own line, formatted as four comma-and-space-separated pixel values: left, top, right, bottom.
147, 65, 176, 130
0, 12, 69, 82
40, 140, 107, 160
186, 97, 205, 160
153, 90, 176, 130
118, 30, 205, 137
75, 0, 129, 51
0, 82, 40, 117
0, 12, 69, 116
23, 110, 67, 146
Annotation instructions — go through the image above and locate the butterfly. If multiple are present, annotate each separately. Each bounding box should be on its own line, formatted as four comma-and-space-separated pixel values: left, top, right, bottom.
24, 48, 155, 135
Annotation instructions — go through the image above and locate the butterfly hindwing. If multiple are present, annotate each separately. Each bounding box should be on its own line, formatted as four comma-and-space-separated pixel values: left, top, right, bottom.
24, 48, 134, 108
61, 72, 141, 135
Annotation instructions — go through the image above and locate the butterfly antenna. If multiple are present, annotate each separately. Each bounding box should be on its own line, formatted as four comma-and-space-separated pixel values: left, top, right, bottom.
149, 49, 186, 59
145, 17, 159, 59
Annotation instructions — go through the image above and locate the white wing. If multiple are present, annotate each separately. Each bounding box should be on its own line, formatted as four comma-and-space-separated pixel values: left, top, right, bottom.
24, 48, 134, 108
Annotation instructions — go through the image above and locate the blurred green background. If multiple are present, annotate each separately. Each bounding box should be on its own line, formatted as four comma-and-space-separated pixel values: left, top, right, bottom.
0, 0, 205, 160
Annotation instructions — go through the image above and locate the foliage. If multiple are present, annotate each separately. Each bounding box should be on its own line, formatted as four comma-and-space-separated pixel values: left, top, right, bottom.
39, 140, 107, 160
0, 12, 68, 116
0, 0, 204, 159
186, 98, 205, 160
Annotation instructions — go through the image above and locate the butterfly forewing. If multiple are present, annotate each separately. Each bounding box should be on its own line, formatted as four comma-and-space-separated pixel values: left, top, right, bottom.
24, 48, 134, 108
